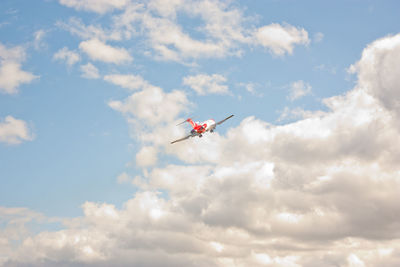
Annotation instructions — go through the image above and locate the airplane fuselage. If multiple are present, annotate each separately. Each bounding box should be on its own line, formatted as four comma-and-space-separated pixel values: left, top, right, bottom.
170, 115, 233, 144
189, 119, 216, 136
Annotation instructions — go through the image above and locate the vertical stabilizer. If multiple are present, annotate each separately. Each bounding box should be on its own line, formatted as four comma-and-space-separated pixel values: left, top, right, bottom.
186, 118, 197, 129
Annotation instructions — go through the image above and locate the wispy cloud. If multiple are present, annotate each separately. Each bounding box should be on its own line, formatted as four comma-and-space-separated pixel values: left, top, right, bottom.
313, 32, 324, 43
183, 73, 229, 95
104, 74, 150, 90
58, 1, 310, 63
53, 47, 81, 66
33, 30, 47, 50
59, 0, 129, 14
238, 82, 264, 97
57, 17, 122, 41
287, 80, 312, 101
80, 63, 100, 79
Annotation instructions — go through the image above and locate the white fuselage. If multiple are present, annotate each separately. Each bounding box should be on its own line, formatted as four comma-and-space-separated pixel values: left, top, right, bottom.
199, 119, 216, 133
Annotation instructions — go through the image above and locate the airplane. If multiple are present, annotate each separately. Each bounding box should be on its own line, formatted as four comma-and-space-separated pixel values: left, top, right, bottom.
171, 115, 234, 144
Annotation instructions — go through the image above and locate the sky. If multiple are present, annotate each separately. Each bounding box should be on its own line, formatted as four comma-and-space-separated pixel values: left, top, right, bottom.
1, 0, 400, 266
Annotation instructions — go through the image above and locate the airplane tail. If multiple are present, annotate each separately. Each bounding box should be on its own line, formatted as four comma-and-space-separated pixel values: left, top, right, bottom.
176, 118, 198, 129
186, 118, 198, 129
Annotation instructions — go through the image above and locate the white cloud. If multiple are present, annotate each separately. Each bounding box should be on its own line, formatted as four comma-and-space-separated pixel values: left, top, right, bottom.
147, 0, 184, 18
57, 17, 122, 41
277, 106, 325, 122
104, 74, 149, 90
348, 34, 400, 122
107, 75, 191, 172
0, 116, 33, 145
59, 1, 310, 62
0, 62, 38, 94
313, 32, 324, 43
140, 0, 249, 61
0, 206, 56, 264
314, 64, 337, 75
80, 63, 100, 79
140, 15, 227, 61
0, 44, 25, 62
53, 47, 81, 66
238, 82, 263, 97
59, 0, 129, 14
183, 73, 229, 95
33, 30, 47, 50
287, 80, 312, 101
255, 23, 310, 55
108, 84, 189, 128
110, 0, 252, 62
242, 82, 256, 95
5, 13, 400, 267
79, 39, 132, 64
116, 172, 131, 184
0, 43, 38, 94
136, 146, 158, 167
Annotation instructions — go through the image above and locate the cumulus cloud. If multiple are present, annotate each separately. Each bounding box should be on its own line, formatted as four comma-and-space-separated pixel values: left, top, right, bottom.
75, 33, 400, 266
80, 63, 100, 79
0, 62, 38, 94
136, 146, 158, 167
287, 80, 312, 101
59, 0, 129, 14
183, 73, 229, 95
134, 2, 309, 61
110, 1, 308, 61
107, 75, 191, 171
79, 39, 132, 64
58, 0, 310, 62
348, 34, 400, 123
134, 0, 249, 61
4, 12, 400, 267
0, 116, 33, 144
104, 74, 150, 90
0, 206, 57, 264
53, 47, 81, 66
0, 43, 38, 94
139, 15, 228, 61
108, 82, 189, 128
254, 23, 310, 55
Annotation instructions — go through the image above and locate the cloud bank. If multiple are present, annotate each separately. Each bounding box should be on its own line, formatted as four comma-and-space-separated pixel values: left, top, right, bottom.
3, 32, 400, 266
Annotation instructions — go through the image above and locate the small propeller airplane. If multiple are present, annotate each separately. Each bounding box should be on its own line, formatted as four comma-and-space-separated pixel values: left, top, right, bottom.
171, 115, 234, 144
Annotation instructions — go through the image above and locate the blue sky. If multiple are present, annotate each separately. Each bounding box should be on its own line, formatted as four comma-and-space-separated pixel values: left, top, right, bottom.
1, 0, 400, 266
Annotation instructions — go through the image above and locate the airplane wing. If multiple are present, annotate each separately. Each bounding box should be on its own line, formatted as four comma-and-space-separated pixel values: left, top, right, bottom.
170, 134, 192, 144
216, 114, 234, 125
